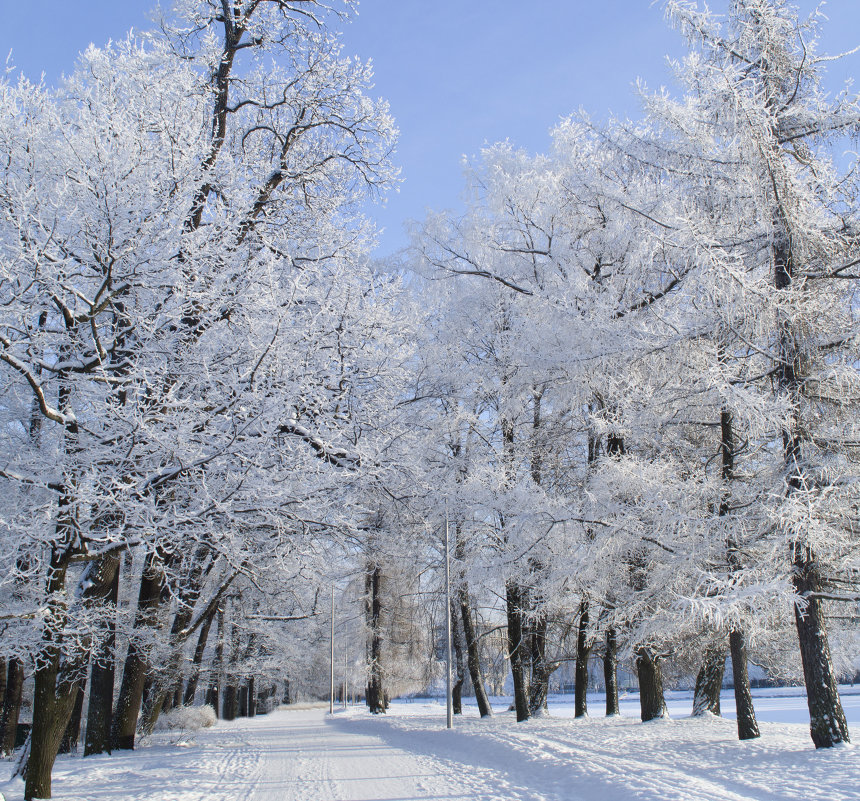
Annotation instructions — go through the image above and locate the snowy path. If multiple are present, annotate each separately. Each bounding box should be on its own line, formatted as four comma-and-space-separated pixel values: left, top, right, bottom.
3, 695, 860, 800
215, 707, 522, 801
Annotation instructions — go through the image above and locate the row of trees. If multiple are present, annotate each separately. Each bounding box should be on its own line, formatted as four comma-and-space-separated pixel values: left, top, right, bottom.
2, 0, 860, 798
0, 0, 416, 797
403, 0, 860, 747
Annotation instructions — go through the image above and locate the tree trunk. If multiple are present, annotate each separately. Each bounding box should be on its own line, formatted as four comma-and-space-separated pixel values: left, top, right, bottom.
794, 542, 850, 750
26, 548, 79, 800
26, 667, 77, 800
184, 605, 217, 706
773, 237, 850, 747
458, 591, 493, 717
451, 600, 465, 715
1, 659, 25, 755
728, 627, 759, 740
206, 607, 225, 716
222, 685, 238, 721
238, 685, 248, 718
247, 677, 256, 718
0, 660, 7, 732
527, 611, 550, 716
692, 642, 726, 717
505, 581, 530, 722
112, 551, 167, 751
635, 648, 667, 722
791, 581, 849, 747
57, 681, 85, 755
365, 562, 386, 714
140, 546, 212, 735
574, 601, 591, 718
603, 628, 619, 716
83, 553, 121, 757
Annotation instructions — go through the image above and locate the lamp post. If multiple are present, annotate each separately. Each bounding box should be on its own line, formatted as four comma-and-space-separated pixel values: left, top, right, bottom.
445, 507, 453, 729
329, 585, 335, 715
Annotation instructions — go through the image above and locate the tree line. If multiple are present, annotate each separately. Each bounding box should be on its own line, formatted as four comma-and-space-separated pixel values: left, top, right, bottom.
1, 1, 860, 799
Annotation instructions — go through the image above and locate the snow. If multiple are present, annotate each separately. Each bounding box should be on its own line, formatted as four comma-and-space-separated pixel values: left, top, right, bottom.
2, 691, 860, 801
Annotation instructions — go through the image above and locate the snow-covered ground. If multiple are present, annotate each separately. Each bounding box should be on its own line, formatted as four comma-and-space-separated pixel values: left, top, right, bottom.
3, 689, 860, 801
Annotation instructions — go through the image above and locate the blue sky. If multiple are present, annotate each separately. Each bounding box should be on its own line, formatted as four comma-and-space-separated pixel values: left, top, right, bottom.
1, 1, 858, 254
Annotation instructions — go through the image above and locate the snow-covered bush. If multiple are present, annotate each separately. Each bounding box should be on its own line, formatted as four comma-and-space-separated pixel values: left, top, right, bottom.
153, 705, 217, 733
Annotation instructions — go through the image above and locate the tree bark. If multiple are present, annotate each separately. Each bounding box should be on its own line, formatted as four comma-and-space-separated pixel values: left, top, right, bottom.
772, 236, 850, 747
140, 546, 212, 735
365, 562, 386, 714
206, 607, 225, 716
728, 627, 760, 740
112, 550, 168, 751
247, 676, 256, 718
222, 685, 238, 721
0, 659, 7, 733
83, 553, 121, 756
451, 599, 465, 715
603, 628, 619, 716
57, 681, 85, 755
635, 648, 668, 722
692, 642, 726, 717
574, 601, 591, 718
505, 580, 530, 722
527, 610, 550, 716
238, 685, 249, 718
458, 591, 493, 717
183, 604, 217, 706
0, 659, 25, 756
26, 545, 79, 800
792, 555, 848, 747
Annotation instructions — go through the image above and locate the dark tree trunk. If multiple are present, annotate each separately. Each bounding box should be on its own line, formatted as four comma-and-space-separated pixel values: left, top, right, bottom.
222, 685, 238, 721
527, 610, 550, 716
526, 393, 550, 718
453, 524, 493, 718
692, 642, 726, 717
83, 554, 121, 757
26, 544, 79, 800
574, 601, 591, 718
247, 677, 256, 718
0, 660, 7, 731
458, 591, 493, 717
792, 556, 850, 747
183, 605, 217, 706
26, 665, 78, 800
238, 685, 248, 718
205, 685, 220, 715
452, 676, 463, 715
140, 546, 212, 736
1, 659, 25, 755
792, 586, 849, 747
84, 654, 115, 757
112, 551, 168, 751
206, 607, 225, 716
505, 581, 530, 722
729, 628, 760, 740
635, 648, 667, 722
603, 628, 619, 716
57, 681, 85, 755
24, 389, 86, 799
773, 237, 849, 747
451, 600, 465, 715
365, 562, 386, 714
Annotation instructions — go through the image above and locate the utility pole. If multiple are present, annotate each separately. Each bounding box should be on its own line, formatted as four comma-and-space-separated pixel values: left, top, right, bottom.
343, 639, 348, 709
330, 585, 335, 715
445, 506, 453, 729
